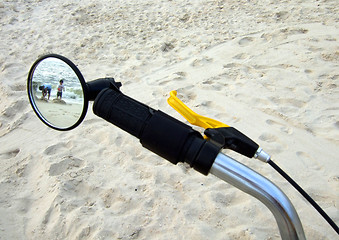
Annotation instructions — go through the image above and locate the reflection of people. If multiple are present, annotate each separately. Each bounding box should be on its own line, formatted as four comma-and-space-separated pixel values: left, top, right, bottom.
57, 80, 65, 99
39, 84, 52, 100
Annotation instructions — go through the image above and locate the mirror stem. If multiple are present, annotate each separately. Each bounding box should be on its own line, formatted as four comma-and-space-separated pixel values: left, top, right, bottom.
86, 78, 122, 101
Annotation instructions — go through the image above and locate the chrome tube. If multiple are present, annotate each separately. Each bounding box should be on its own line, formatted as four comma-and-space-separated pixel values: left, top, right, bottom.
210, 153, 306, 240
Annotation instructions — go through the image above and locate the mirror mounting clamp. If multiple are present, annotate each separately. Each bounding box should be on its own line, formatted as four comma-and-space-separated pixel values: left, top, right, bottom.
86, 78, 122, 101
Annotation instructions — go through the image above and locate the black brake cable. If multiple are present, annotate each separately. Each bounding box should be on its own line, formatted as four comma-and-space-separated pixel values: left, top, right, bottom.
268, 159, 339, 235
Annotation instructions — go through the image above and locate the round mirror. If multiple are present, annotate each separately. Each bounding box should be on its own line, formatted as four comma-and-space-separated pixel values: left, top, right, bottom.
27, 54, 88, 130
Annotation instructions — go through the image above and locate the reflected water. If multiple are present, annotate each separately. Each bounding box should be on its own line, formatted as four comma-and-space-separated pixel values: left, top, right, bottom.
30, 57, 84, 129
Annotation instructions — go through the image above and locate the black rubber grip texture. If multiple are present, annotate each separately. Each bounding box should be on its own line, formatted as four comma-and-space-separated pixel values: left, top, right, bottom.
93, 88, 153, 138
93, 87, 220, 175
140, 110, 203, 164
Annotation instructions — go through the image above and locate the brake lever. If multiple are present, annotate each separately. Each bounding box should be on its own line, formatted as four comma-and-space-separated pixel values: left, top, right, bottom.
167, 90, 270, 162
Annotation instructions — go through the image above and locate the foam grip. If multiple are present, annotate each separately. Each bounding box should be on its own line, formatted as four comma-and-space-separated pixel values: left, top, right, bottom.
93, 88, 153, 138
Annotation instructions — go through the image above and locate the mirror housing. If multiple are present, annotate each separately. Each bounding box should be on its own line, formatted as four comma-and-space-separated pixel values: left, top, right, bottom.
27, 54, 123, 131
27, 54, 89, 131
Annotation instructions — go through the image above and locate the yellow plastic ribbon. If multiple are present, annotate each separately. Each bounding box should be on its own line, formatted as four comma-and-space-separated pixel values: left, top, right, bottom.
167, 90, 229, 129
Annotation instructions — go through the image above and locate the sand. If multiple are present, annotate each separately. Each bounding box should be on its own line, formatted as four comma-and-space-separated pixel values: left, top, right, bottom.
31, 97, 84, 129
0, 0, 338, 239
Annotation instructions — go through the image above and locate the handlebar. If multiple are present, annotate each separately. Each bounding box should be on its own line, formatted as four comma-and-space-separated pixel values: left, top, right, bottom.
211, 153, 306, 240
92, 86, 306, 239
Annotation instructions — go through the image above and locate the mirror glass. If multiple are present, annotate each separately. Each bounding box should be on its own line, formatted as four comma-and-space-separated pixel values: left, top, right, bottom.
28, 55, 88, 130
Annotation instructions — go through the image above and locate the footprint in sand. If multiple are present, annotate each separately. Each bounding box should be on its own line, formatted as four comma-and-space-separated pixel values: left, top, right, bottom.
191, 56, 213, 67
176, 86, 197, 101
269, 97, 306, 109
0, 148, 20, 159
232, 53, 248, 60
158, 72, 187, 86
274, 11, 289, 21
223, 63, 242, 68
259, 132, 287, 153
43, 142, 69, 156
238, 37, 254, 46
296, 151, 322, 171
285, 28, 308, 35
266, 119, 293, 135
171, 71, 187, 82
2, 99, 28, 119
258, 133, 278, 142
49, 156, 84, 176
158, 79, 171, 86
10, 83, 26, 91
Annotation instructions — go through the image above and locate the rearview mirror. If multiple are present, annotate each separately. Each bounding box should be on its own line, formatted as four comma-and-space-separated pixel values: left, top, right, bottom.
27, 54, 88, 130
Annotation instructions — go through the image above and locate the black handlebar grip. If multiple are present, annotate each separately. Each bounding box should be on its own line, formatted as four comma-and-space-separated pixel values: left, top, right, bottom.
93, 88, 153, 138
93, 87, 220, 175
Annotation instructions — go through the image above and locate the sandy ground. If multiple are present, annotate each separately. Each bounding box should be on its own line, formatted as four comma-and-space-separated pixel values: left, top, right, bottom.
31, 97, 84, 129
0, 0, 338, 239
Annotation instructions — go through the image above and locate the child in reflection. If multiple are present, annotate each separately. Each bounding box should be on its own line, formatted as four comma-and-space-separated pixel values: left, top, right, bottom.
57, 80, 65, 99
39, 84, 52, 100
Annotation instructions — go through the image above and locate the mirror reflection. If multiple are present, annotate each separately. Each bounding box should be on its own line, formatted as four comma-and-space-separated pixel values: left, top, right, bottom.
30, 57, 85, 129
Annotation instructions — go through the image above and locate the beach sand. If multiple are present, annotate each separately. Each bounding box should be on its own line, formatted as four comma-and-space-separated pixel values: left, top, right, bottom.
0, 0, 338, 239
31, 97, 84, 129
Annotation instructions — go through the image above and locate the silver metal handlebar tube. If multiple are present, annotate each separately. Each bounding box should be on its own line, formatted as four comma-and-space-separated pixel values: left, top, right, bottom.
210, 153, 306, 240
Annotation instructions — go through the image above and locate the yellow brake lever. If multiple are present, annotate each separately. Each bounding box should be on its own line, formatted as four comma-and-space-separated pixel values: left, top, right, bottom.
167, 90, 271, 162
167, 90, 229, 129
